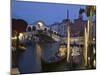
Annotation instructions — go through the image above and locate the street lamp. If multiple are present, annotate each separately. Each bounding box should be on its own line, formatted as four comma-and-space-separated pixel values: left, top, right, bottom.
18, 33, 24, 40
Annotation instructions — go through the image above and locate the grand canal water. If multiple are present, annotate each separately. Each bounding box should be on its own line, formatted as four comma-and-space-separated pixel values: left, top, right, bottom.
16, 40, 86, 74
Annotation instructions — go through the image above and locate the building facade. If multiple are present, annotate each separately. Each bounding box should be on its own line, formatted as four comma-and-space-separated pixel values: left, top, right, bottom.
49, 16, 96, 39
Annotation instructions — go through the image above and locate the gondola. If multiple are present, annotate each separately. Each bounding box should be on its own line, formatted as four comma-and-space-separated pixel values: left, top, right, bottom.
41, 54, 67, 72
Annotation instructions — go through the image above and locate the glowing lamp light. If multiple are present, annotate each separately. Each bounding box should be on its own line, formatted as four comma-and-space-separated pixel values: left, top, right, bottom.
93, 38, 95, 41
38, 22, 43, 27
19, 33, 23, 40
93, 59, 96, 67
88, 57, 90, 61
93, 47, 96, 54
12, 36, 17, 40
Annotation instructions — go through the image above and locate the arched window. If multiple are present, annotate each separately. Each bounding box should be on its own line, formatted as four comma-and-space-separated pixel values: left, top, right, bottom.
27, 26, 31, 32
32, 26, 36, 31
44, 28, 47, 31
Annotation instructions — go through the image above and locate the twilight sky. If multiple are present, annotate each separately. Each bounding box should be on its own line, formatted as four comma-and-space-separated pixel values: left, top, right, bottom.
12, 0, 89, 25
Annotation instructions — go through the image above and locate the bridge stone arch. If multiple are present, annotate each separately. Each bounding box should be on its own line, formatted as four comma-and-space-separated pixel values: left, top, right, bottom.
26, 25, 32, 32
